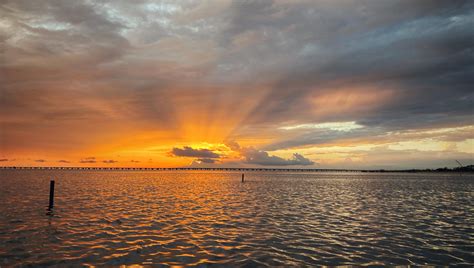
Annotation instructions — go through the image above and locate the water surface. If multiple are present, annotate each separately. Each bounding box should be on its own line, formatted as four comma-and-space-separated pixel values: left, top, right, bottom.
0, 170, 473, 266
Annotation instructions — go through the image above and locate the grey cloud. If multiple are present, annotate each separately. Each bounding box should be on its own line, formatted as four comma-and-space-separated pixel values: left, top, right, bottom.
224, 0, 274, 41
196, 158, 217, 164
227, 1, 474, 133
225, 140, 241, 151
2, 0, 473, 166
243, 148, 314, 166
264, 122, 474, 152
0, 1, 197, 154
227, 141, 314, 166
189, 158, 219, 167
171, 146, 220, 158
263, 128, 372, 151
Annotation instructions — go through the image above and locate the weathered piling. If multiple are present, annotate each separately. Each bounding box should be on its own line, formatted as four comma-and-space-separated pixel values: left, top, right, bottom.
48, 180, 55, 210
241, 173, 244, 182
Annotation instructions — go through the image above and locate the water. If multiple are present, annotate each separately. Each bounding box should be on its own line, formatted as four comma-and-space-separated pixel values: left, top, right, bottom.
0, 170, 473, 266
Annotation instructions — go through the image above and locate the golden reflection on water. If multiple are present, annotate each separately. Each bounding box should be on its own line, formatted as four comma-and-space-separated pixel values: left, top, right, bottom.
0, 170, 473, 266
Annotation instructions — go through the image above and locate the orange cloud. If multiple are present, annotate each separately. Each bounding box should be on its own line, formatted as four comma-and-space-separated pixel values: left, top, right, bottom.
310, 86, 396, 118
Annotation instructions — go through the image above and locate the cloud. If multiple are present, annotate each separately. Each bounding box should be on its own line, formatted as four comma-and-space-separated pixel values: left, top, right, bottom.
242, 147, 314, 166
264, 127, 379, 151
35, 159, 47, 163
1, 1, 473, 169
224, 0, 474, 134
80, 160, 96, 163
103, 160, 118, 163
80, 157, 96, 163
171, 146, 220, 158
0, 159, 8, 162
196, 158, 217, 164
280, 121, 363, 131
225, 141, 314, 166
315, 144, 474, 170
225, 140, 241, 151
58, 160, 70, 163
131, 160, 140, 163
189, 158, 220, 167
173, 141, 315, 166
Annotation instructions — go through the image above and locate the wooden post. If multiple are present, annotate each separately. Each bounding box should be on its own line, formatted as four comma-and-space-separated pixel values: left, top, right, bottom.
241, 173, 244, 182
48, 180, 55, 210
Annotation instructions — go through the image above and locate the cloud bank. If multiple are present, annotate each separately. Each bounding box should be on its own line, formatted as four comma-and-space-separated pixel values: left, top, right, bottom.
1, 0, 472, 168
170, 142, 314, 167
171, 146, 221, 159
243, 150, 314, 166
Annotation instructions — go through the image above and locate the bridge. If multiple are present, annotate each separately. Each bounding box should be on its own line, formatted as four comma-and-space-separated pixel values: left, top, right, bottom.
0, 166, 366, 172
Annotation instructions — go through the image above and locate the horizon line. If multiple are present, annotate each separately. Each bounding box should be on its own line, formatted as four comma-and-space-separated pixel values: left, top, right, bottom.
0, 166, 472, 172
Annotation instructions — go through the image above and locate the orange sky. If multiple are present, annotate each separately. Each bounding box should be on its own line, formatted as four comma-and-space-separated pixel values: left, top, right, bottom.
1, 1, 473, 169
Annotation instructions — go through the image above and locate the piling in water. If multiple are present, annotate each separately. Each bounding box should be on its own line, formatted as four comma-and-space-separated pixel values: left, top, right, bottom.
48, 180, 55, 210
242, 173, 244, 182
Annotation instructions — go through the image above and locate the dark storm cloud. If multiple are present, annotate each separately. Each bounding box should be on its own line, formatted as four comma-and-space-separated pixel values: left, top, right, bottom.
231, 1, 474, 128
1, 0, 473, 165
171, 146, 220, 158
217, 0, 474, 151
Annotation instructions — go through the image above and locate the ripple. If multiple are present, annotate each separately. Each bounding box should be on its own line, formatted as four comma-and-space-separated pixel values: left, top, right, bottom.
0, 170, 473, 266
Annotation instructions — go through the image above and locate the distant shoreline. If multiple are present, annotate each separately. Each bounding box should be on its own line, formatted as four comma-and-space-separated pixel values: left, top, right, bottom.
1, 166, 472, 173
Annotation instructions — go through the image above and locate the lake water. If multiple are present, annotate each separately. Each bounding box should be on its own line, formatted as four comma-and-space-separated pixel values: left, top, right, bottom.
0, 170, 473, 266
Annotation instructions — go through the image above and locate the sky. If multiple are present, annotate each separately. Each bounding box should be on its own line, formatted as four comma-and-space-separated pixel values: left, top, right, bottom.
1, 0, 473, 169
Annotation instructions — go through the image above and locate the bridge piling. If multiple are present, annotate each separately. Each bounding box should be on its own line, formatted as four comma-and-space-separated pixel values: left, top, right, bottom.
48, 180, 55, 210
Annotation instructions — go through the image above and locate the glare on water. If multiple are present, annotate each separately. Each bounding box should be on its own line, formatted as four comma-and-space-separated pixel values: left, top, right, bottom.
0, 170, 473, 266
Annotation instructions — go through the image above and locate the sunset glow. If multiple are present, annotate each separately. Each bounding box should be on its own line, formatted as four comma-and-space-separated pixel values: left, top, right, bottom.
1, 1, 473, 169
